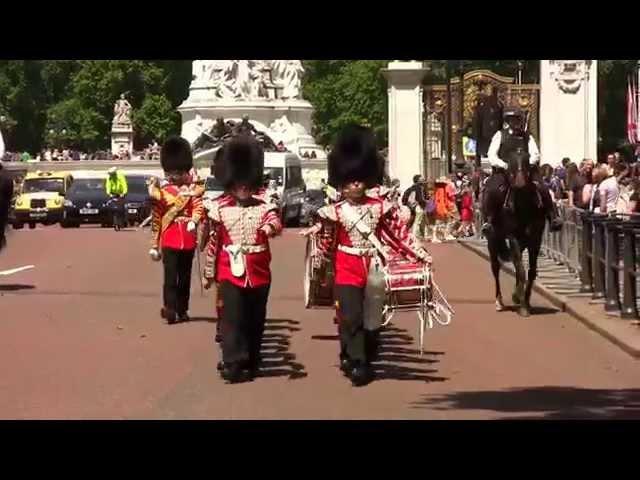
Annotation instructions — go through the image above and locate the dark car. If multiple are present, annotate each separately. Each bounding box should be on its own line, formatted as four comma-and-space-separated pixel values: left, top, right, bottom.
299, 189, 326, 227
123, 174, 152, 226
61, 177, 111, 227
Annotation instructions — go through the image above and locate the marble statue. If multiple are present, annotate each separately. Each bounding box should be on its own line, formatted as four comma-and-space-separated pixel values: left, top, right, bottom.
113, 94, 132, 126
273, 60, 304, 99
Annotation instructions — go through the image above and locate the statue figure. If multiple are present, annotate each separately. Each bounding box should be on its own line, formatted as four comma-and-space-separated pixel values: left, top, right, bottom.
214, 60, 240, 99
192, 116, 234, 152
235, 60, 255, 100
113, 94, 132, 126
232, 115, 259, 136
273, 60, 304, 99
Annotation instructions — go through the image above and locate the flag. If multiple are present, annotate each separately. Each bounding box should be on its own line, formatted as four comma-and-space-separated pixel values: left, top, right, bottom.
627, 76, 638, 144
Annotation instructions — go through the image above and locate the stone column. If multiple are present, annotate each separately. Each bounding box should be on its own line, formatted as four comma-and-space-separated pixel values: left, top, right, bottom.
382, 61, 428, 190
540, 60, 598, 167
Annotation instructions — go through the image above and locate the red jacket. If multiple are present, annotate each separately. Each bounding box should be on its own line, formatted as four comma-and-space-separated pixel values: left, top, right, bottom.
204, 195, 282, 288
150, 183, 204, 251
316, 197, 428, 288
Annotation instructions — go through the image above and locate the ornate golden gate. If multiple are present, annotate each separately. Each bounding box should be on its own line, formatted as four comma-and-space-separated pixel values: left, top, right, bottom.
423, 69, 540, 178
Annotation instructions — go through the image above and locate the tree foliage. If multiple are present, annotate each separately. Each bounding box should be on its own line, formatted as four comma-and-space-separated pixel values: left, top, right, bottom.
0, 60, 191, 153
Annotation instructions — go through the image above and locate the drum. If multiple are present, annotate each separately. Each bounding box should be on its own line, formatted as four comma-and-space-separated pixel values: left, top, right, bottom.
382, 258, 454, 354
384, 259, 431, 312
303, 234, 335, 308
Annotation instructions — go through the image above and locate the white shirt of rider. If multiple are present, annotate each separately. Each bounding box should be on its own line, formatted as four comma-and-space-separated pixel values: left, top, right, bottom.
487, 130, 540, 169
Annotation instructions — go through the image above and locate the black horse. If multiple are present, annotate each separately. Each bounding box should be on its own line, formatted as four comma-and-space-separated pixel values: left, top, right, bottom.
486, 149, 547, 317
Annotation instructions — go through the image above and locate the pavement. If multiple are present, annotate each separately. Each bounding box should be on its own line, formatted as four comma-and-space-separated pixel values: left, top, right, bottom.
1, 226, 639, 419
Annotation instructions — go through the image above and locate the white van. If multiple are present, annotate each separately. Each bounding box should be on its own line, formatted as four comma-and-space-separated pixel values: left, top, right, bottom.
263, 152, 306, 226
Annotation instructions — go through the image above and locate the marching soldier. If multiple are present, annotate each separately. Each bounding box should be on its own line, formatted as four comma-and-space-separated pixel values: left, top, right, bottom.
301, 125, 431, 387
202, 136, 282, 383
148, 136, 204, 324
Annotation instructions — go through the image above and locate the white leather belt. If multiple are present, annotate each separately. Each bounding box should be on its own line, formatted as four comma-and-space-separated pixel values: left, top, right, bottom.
234, 244, 268, 254
338, 245, 376, 257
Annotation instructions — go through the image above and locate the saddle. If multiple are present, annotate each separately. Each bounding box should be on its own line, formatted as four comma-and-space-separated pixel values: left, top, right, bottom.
501, 179, 544, 212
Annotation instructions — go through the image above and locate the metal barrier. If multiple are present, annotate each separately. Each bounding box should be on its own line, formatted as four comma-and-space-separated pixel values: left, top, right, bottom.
470, 196, 640, 322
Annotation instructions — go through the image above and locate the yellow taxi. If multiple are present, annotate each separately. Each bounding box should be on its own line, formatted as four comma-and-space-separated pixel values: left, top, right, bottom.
12, 171, 74, 229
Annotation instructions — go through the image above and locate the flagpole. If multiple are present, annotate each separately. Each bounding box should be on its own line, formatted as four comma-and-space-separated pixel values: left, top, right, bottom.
636, 60, 640, 145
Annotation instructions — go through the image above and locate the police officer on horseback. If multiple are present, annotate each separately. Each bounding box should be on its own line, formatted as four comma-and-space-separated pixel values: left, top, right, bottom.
481, 108, 563, 240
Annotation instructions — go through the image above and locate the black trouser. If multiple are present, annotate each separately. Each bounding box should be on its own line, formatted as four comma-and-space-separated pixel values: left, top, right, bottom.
335, 285, 379, 365
161, 248, 195, 315
218, 281, 270, 367
109, 196, 125, 227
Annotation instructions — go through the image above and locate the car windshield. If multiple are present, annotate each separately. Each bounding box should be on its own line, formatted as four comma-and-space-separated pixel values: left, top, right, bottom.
23, 178, 65, 194
264, 167, 284, 186
126, 177, 150, 195
69, 179, 105, 193
205, 177, 224, 190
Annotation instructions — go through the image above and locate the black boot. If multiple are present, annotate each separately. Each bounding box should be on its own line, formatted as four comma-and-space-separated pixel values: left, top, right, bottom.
340, 355, 352, 376
221, 362, 246, 383
349, 361, 372, 387
161, 307, 177, 325
177, 311, 190, 322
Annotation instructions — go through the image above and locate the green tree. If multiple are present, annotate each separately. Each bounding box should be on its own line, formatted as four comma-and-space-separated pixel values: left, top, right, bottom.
302, 60, 389, 147
45, 98, 104, 151
133, 94, 179, 145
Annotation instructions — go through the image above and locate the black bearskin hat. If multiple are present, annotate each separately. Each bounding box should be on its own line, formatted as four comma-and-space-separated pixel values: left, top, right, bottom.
160, 136, 193, 173
214, 135, 264, 190
328, 124, 383, 188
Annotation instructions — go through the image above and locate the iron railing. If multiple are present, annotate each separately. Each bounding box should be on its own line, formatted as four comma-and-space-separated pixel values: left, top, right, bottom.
471, 201, 640, 321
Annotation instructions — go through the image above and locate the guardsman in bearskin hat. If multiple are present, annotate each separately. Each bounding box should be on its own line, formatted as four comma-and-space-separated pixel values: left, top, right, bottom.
481, 108, 562, 256
301, 125, 431, 387
202, 135, 282, 384
148, 136, 204, 324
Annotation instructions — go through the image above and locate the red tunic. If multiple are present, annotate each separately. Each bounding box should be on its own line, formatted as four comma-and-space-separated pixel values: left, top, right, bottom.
317, 196, 427, 288
203, 195, 282, 288
150, 183, 204, 251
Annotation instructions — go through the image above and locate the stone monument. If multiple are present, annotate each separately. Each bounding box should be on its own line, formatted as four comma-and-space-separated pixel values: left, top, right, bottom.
540, 60, 597, 167
111, 93, 134, 157
179, 60, 325, 161
382, 61, 428, 190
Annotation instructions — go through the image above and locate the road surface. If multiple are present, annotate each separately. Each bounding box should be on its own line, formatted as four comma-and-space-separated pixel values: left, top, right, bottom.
0, 225, 639, 419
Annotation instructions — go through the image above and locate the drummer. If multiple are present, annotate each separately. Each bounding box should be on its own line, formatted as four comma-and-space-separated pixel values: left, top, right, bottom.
300, 125, 432, 387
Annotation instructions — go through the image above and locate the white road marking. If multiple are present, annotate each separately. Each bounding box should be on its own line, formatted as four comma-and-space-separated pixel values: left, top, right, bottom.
0, 265, 35, 276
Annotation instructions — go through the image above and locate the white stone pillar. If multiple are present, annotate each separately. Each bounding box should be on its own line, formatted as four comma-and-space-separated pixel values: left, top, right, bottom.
540, 60, 598, 167
382, 61, 428, 190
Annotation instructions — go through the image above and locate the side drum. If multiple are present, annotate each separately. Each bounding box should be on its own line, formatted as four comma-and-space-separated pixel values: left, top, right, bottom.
304, 234, 335, 308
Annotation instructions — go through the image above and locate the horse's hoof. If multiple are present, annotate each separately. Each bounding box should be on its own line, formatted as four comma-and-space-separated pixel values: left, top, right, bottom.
518, 307, 530, 317
496, 302, 505, 312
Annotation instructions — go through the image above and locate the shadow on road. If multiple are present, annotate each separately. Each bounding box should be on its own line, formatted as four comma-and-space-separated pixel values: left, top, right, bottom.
186, 316, 217, 323
258, 318, 307, 380
410, 386, 640, 419
497, 305, 560, 316
0, 284, 35, 292
372, 325, 449, 383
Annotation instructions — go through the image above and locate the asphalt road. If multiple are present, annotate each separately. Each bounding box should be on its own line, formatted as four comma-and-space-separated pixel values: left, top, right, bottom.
0, 225, 639, 419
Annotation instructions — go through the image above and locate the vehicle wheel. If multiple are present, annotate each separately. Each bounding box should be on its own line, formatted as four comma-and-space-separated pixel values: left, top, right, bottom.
13, 223, 24, 230
28, 223, 36, 230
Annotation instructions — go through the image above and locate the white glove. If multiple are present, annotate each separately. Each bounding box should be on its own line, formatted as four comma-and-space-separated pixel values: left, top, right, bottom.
187, 221, 197, 233
149, 248, 161, 262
